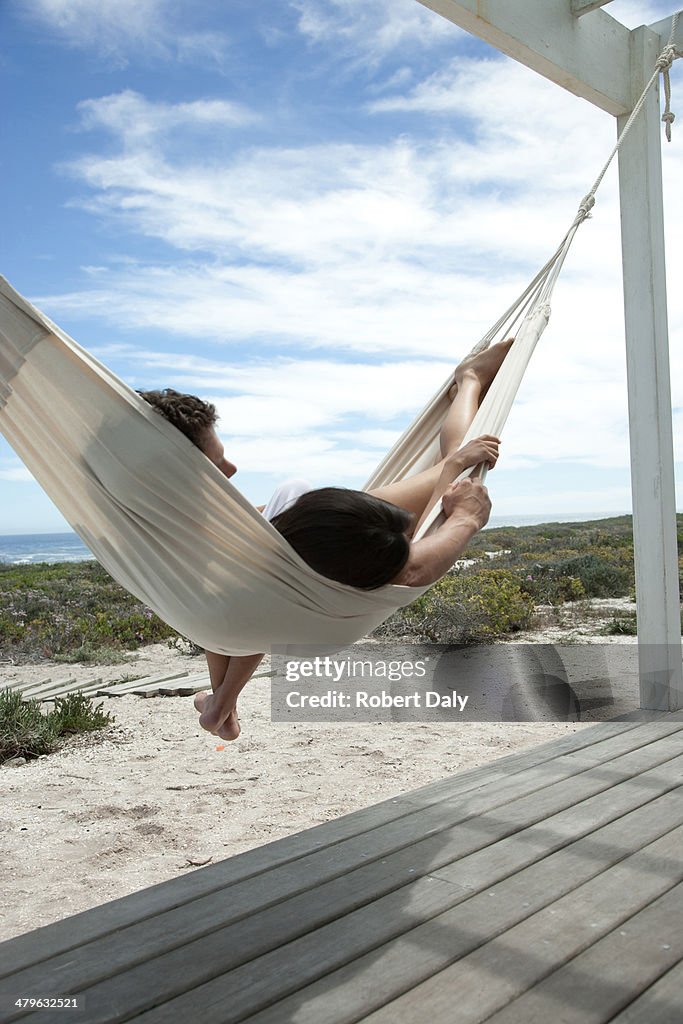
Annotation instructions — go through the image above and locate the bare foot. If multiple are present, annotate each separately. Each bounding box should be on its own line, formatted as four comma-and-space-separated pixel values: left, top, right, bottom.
450, 337, 514, 398
194, 690, 241, 741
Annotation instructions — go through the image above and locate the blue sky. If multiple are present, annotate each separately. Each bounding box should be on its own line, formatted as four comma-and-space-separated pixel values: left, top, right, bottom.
1, 0, 681, 533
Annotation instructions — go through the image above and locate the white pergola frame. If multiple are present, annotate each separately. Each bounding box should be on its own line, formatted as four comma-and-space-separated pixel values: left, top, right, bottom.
416, 0, 682, 712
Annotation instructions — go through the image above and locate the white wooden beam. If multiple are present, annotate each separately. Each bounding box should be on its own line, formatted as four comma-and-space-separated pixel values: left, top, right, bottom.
571, 1, 616, 18
416, 0, 633, 114
616, 26, 683, 711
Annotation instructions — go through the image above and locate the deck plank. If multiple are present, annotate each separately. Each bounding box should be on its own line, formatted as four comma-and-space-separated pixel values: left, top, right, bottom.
358, 830, 683, 1024
125, 765, 683, 1019
481, 883, 683, 1024
607, 960, 683, 1023
127, 786, 683, 1024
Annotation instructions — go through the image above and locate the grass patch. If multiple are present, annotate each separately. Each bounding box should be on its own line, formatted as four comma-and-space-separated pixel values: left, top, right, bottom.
0, 688, 114, 764
53, 645, 132, 665
603, 614, 638, 636
50, 691, 114, 735
0, 561, 177, 662
0, 690, 57, 762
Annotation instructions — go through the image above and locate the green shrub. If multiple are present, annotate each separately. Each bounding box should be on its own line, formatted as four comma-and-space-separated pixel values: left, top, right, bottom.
0, 562, 177, 661
54, 645, 130, 665
521, 570, 586, 605
536, 554, 629, 599
50, 692, 113, 735
396, 568, 534, 643
0, 690, 58, 762
0, 688, 115, 764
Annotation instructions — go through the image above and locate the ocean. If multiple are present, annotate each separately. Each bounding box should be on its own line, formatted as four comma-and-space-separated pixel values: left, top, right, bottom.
0, 513, 631, 566
0, 532, 94, 565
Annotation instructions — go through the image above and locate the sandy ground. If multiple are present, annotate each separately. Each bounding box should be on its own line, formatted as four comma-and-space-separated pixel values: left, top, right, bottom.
0, 634, 610, 943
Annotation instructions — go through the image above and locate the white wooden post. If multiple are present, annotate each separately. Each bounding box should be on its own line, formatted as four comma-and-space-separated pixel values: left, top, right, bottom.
414, 1, 683, 711
616, 25, 682, 711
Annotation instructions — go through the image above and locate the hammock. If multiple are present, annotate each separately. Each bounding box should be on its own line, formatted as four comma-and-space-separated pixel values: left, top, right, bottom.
0, 270, 545, 656
1, 26, 678, 656
0, 261, 559, 657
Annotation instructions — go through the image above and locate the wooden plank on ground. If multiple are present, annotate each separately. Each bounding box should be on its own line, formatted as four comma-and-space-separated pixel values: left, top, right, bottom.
4, 678, 51, 693
94, 670, 191, 697
0, 719, 674, 979
15, 678, 77, 700
4, 732, 683, 1021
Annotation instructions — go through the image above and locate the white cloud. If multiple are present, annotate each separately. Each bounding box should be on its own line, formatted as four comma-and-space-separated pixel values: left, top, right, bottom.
21, 0, 231, 68
60, 65, 632, 277
82, 343, 643, 480
75, 91, 256, 147
606, 1, 678, 29
491, 484, 635, 517
291, 0, 461, 65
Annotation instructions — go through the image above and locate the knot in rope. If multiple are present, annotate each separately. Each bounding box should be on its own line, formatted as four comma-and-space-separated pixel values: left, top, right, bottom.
659, 15, 682, 142
655, 44, 676, 73
661, 52, 678, 142
576, 193, 595, 222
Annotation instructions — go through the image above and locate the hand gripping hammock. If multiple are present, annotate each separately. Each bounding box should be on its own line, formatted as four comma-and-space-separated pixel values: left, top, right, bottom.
0, 23, 679, 655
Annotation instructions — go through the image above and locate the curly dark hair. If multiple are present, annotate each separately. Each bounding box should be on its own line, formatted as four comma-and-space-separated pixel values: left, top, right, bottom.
137, 388, 218, 448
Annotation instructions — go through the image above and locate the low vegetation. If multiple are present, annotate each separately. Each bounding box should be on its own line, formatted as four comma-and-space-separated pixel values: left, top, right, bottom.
0, 516, 681, 660
0, 689, 114, 764
0, 561, 176, 662
378, 514, 683, 643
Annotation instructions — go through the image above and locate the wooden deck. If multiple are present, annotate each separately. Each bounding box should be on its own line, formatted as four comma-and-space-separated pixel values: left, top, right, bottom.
2, 713, 683, 1023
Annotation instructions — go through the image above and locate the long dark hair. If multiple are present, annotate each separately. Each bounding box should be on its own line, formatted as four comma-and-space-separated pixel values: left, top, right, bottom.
272, 487, 413, 590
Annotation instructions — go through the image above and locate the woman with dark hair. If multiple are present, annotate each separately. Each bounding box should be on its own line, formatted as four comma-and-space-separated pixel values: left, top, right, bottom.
271, 487, 416, 590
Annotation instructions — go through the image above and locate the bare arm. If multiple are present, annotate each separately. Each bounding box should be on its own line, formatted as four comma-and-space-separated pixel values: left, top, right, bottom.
414, 435, 499, 535
396, 477, 491, 588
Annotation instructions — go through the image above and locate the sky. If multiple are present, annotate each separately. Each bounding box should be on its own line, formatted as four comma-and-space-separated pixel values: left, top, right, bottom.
1, 0, 681, 534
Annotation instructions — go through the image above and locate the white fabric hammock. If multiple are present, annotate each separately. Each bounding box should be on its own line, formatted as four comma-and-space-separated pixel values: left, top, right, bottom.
0, 273, 548, 655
